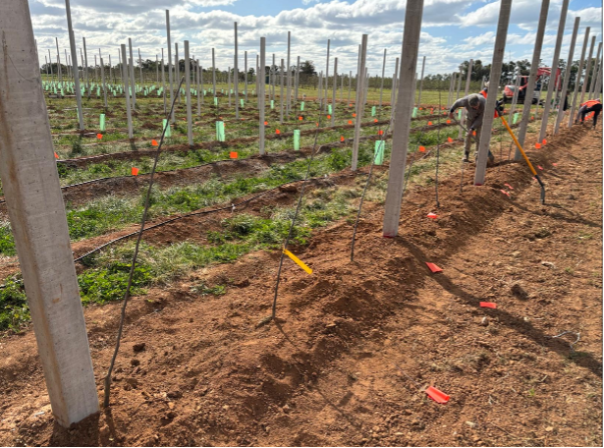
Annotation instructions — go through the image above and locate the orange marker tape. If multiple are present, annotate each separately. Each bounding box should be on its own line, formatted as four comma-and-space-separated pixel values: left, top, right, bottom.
428, 121, 433, 126
425, 386, 450, 404
340, 136, 345, 142
276, 129, 281, 135
131, 167, 139, 176
352, 113, 357, 118
327, 115, 331, 119
447, 137, 453, 143
426, 262, 442, 273
348, 120, 352, 125
230, 151, 238, 159
535, 143, 541, 149
378, 130, 384, 135
54, 152, 59, 159
264, 121, 268, 125
419, 146, 426, 152
446, 120, 451, 124
97, 133, 103, 140
151, 139, 159, 146
480, 302, 497, 309
427, 212, 437, 219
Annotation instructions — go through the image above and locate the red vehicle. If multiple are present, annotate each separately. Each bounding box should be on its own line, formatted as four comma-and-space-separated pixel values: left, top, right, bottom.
502, 67, 561, 104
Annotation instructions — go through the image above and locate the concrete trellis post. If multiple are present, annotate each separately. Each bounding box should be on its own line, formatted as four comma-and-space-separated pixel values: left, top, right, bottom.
417, 55, 426, 107
331, 57, 338, 126
569, 27, 591, 127
383, 0, 424, 237
588, 43, 602, 96
447, 73, 454, 107
459, 59, 473, 139
212, 48, 216, 98
580, 38, 596, 107
138, 48, 143, 85
390, 57, 399, 129
65, 0, 84, 131
174, 43, 180, 99
474, 0, 512, 186
508, 68, 522, 120
184, 41, 193, 147
351, 35, 368, 171
280, 59, 285, 124
259, 37, 266, 154
244, 51, 248, 102
101, 56, 107, 108
128, 38, 136, 108
161, 49, 167, 114
227, 67, 231, 107
594, 58, 603, 97
121, 45, 134, 139
516, 0, 549, 155
455, 68, 462, 100
166, 10, 175, 123
83, 37, 90, 97
156, 54, 159, 84
324, 39, 330, 113
295, 56, 300, 104
0, 0, 99, 427
379, 49, 387, 108
55, 37, 62, 88
286, 31, 292, 114
539, 0, 569, 142
234, 22, 239, 119
554, 17, 580, 135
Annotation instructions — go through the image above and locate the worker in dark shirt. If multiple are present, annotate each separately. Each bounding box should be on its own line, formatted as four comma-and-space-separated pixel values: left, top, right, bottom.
576, 99, 602, 128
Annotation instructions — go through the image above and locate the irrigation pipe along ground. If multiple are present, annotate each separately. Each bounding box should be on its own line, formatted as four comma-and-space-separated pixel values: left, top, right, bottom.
103, 77, 184, 408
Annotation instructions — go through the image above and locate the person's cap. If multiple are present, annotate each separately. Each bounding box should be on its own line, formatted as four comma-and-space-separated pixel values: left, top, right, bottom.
468, 94, 481, 107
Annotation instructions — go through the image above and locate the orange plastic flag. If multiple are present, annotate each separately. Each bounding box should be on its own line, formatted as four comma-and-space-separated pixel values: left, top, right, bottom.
264, 121, 268, 126
276, 129, 281, 135
131, 167, 139, 176
352, 113, 357, 117
374, 119, 378, 123
446, 120, 451, 124
299, 116, 303, 121
426, 262, 442, 273
542, 139, 547, 145
419, 146, 426, 152
447, 137, 453, 143
348, 120, 352, 125
473, 131, 477, 136
427, 212, 437, 219
340, 136, 345, 142
97, 133, 102, 140
480, 302, 497, 309
151, 139, 159, 146
500, 189, 510, 197
230, 151, 238, 159
54, 152, 59, 159
425, 386, 450, 404
327, 115, 331, 119
428, 121, 433, 126
535, 143, 541, 149
537, 165, 543, 170
378, 130, 384, 135
504, 183, 514, 190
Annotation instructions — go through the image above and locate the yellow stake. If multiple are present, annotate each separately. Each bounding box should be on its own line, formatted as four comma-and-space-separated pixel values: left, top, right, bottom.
283, 248, 313, 275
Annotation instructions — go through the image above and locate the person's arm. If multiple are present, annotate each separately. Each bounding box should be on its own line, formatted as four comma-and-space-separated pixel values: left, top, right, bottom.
449, 97, 468, 115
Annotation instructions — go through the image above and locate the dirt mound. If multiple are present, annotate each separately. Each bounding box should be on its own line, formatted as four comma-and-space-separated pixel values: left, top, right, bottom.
0, 124, 601, 447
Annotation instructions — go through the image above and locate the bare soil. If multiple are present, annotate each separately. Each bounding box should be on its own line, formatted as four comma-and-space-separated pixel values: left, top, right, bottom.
0, 124, 601, 447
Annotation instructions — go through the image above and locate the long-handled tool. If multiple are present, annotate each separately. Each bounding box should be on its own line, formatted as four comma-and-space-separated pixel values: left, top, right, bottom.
496, 111, 546, 204
450, 116, 494, 163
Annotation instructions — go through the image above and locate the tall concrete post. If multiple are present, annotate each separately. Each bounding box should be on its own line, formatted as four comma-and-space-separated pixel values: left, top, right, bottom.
121, 45, 134, 139
508, 68, 522, 119
244, 51, 248, 102
417, 55, 426, 106
594, 57, 603, 96
383, 0, 424, 237
539, 0, 569, 142
138, 48, 143, 85
516, 0, 549, 155
447, 73, 455, 107
324, 38, 330, 113
161, 49, 167, 114
295, 56, 301, 104
286, 31, 292, 114
455, 67, 462, 100
83, 37, 89, 97
128, 38, 136, 109
554, 17, 580, 134
166, 10, 175, 122
259, 37, 266, 155
569, 26, 591, 127
212, 48, 216, 97
101, 56, 107, 108
589, 45, 602, 96
459, 59, 473, 139
184, 41, 193, 146
474, 0, 512, 186
280, 59, 285, 124
351, 35, 368, 171
0, 0, 99, 427
55, 37, 62, 87
580, 38, 596, 107
331, 57, 338, 126
379, 49, 387, 107
65, 0, 84, 130
234, 22, 239, 119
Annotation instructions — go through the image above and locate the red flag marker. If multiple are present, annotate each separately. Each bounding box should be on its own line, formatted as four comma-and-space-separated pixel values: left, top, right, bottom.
425, 386, 450, 404
230, 151, 238, 159
500, 189, 510, 197
299, 116, 303, 121
327, 115, 331, 119
473, 130, 477, 136
552, 162, 558, 167
426, 262, 442, 273
374, 118, 378, 123
349, 103, 352, 107
264, 121, 268, 126
97, 133, 103, 140
542, 139, 547, 145
352, 113, 357, 118
54, 152, 59, 159
348, 120, 353, 125
151, 139, 159, 146
537, 165, 543, 170
340, 136, 345, 142
427, 212, 437, 219
419, 146, 426, 152
378, 130, 384, 135
447, 137, 453, 143
430, 108, 434, 113
428, 121, 433, 126
480, 302, 497, 309
275, 129, 281, 135
504, 183, 514, 190
131, 167, 139, 176
446, 120, 451, 124
535, 143, 541, 149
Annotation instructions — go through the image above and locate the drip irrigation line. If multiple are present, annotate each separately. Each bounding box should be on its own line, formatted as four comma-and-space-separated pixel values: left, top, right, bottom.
270, 108, 327, 322
103, 77, 184, 409
350, 102, 391, 261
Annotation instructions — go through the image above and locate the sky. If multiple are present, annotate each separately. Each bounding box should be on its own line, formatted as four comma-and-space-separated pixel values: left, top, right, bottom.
31, 0, 603, 76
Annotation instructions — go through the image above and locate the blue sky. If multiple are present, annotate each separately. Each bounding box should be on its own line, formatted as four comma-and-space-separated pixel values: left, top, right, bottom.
31, 1, 603, 76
